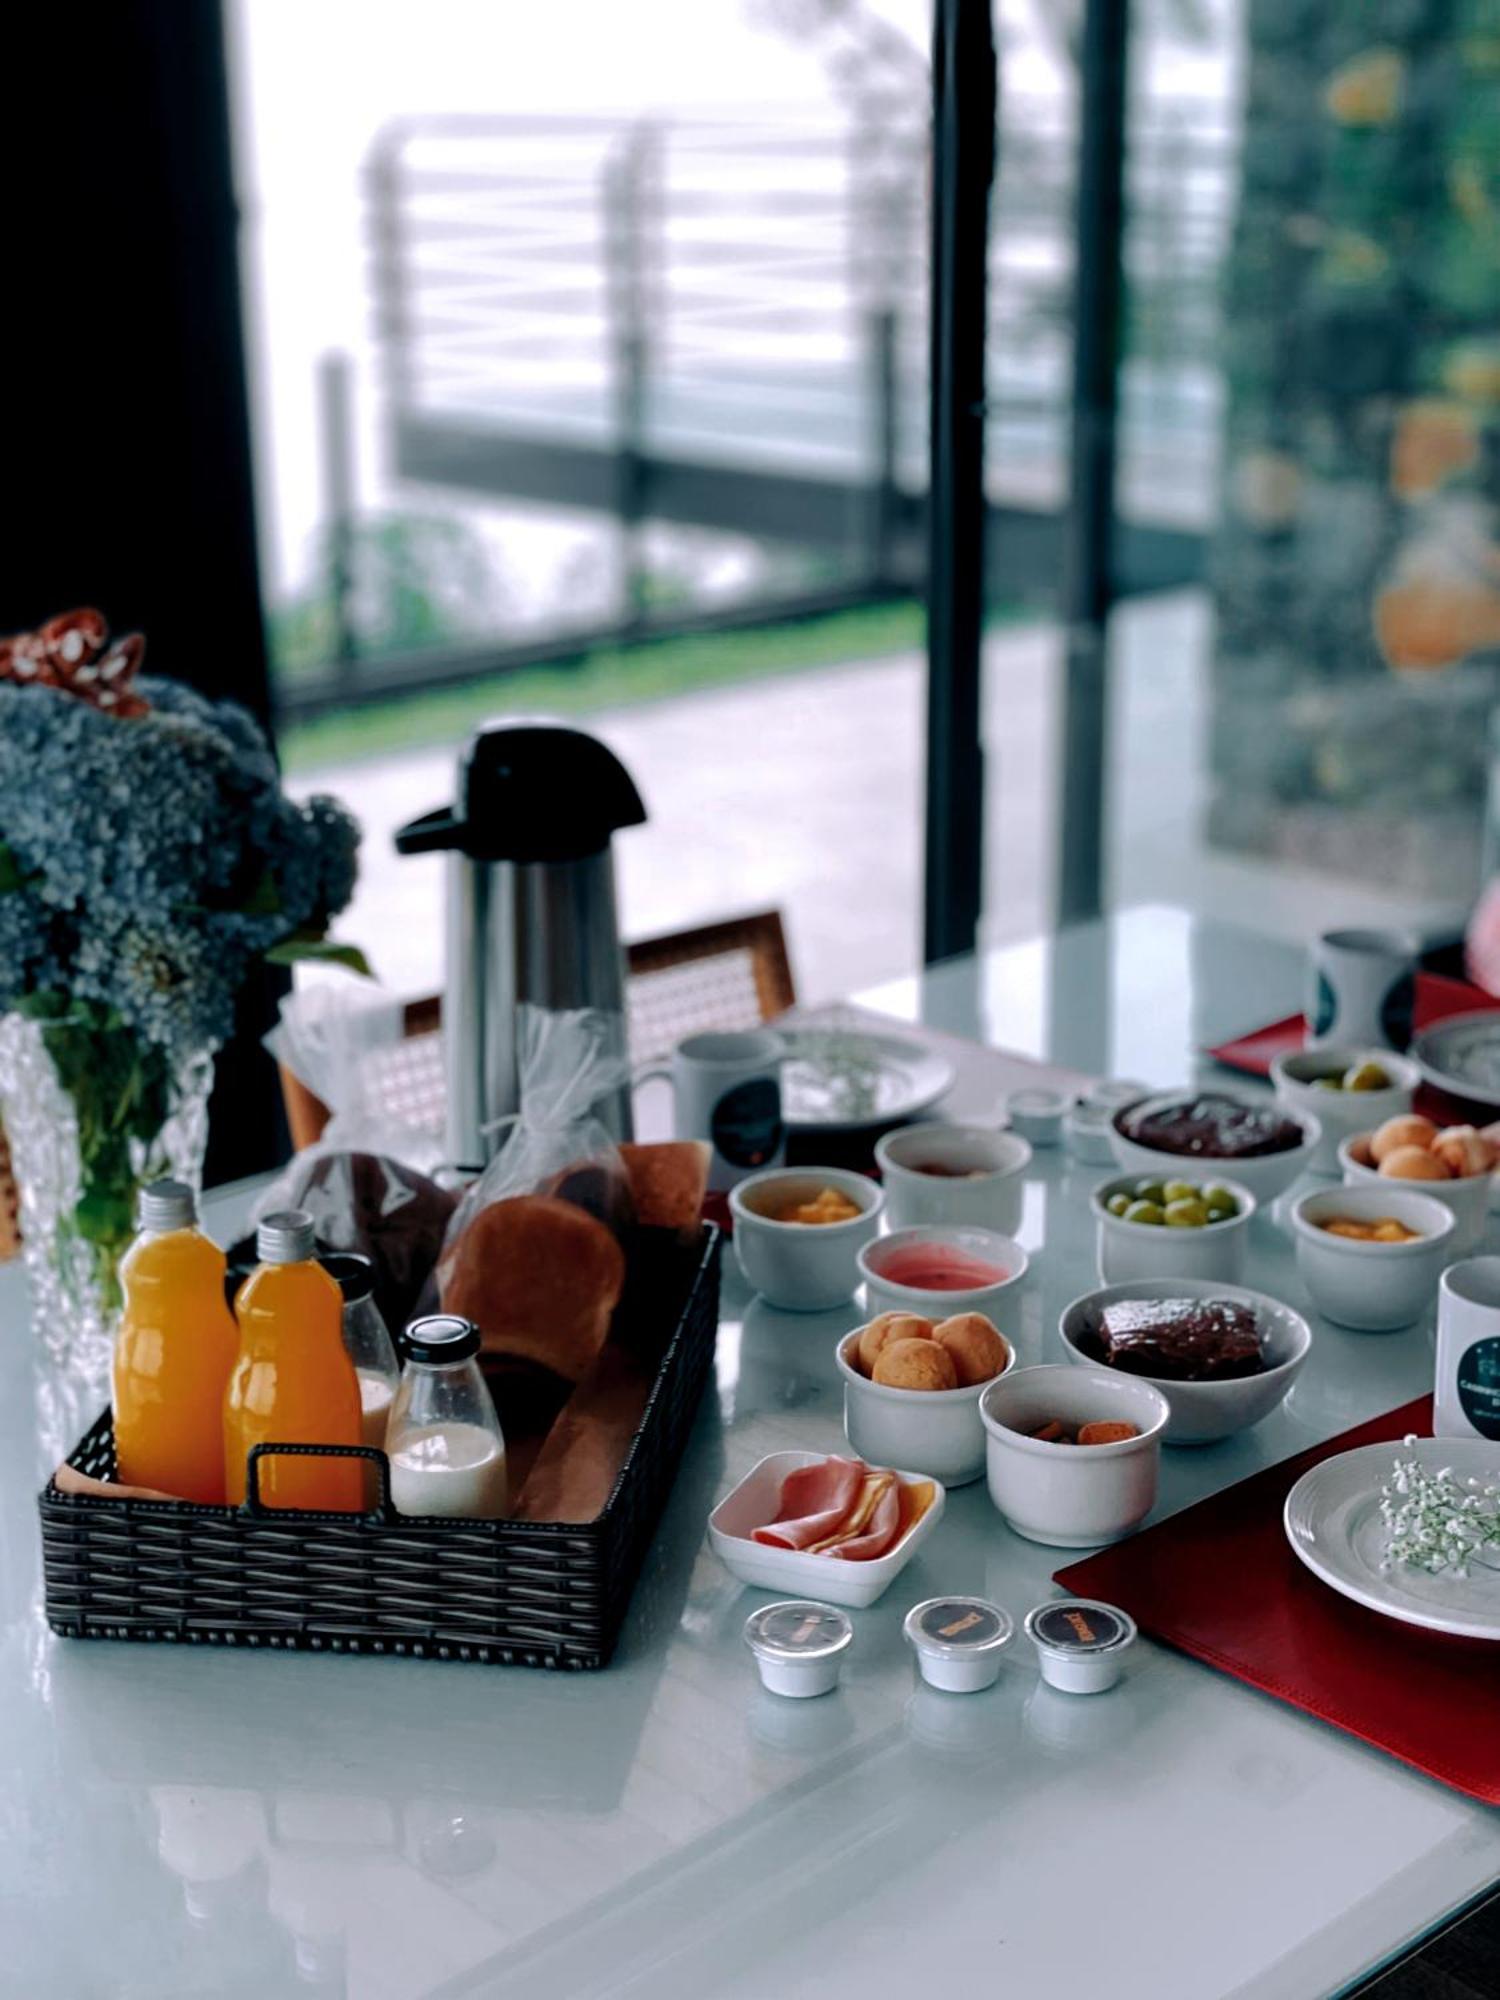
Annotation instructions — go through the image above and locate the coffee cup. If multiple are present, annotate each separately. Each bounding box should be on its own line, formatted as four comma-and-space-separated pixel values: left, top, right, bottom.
1307, 927, 1419, 1051
1435, 1257, 1500, 1439
638, 1029, 786, 1191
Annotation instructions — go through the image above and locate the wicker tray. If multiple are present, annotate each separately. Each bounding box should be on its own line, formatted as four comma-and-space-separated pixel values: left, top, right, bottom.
39, 1224, 722, 1671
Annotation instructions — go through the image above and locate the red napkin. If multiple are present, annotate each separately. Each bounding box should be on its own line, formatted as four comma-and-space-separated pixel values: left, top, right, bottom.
1207, 973, 1500, 1122
1055, 1397, 1500, 1804
1206, 972, 1498, 1079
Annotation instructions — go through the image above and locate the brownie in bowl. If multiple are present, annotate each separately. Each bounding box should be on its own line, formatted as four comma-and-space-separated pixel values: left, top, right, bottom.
1115, 1093, 1305, 1162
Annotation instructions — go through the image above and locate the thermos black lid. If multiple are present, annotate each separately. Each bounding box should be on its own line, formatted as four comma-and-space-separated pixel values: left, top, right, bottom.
394, 721, 646, 865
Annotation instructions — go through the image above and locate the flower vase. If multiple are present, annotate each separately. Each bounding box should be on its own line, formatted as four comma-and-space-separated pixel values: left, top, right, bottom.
0, 1007, 213, 1452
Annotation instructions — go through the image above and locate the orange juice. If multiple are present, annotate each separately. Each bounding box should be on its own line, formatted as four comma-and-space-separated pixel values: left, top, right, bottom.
224, 1211, 364, 1512
113, 1181, 239, 1504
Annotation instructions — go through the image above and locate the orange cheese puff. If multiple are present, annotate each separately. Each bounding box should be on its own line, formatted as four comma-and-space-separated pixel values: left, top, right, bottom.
856, 1310, 934, 1377
1368, 1114, 1438, 1164
872, 1338, 958, 1392
1432, 1125, 1498, 1179
1378, 1144, 1451, 1181
933, 1312, 1010, 1387
1078, 1420, 1139, 1446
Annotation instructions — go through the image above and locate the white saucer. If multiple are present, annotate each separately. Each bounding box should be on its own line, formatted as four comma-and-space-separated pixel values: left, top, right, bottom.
1284, 1438, 1500, 1641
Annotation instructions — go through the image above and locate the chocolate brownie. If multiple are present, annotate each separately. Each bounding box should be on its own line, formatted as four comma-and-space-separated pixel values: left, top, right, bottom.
1118, 1093, 1304, 1160
1092, 1297, 1264, 1381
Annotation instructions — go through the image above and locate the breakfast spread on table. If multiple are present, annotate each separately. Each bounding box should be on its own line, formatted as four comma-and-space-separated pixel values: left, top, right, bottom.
40, 966, 1500, 1752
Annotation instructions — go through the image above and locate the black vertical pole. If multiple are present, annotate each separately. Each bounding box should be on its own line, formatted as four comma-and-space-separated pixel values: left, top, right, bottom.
1055, 0, 1129, 926
924, 0, 997, 967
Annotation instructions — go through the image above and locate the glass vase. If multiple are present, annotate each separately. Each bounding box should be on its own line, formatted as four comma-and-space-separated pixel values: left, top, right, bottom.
0, 1008, 214, 1457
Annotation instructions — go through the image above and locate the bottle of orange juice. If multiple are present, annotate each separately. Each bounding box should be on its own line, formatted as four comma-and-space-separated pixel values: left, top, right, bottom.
224, 1210, 364, 1512
113, 1180, 239, 1503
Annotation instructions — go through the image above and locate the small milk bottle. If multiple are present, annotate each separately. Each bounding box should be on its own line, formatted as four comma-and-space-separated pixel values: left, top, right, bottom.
387, 1316, 509, 1520
320, 1252, 400, 1449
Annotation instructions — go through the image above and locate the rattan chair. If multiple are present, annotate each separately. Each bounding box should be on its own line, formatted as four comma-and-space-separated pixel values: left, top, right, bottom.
277, 908, 796, 1153
0, 1125, 19, 1263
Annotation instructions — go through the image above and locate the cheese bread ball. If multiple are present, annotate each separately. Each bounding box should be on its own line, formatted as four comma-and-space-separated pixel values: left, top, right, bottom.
1369, 1114, 1438, 1164
1378, 1143, 1451, 1181
855, 1310, 933, 1377
932, 1312, 1010, 1387
872, 1337, 958, 1392
1431, 1125, 1498, 1179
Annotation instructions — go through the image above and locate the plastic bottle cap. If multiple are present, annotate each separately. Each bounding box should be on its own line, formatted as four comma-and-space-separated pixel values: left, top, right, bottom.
318, 1251, 376, 1304
404, 1314, 483, 1365
255, 1209, 317, 1265
137, 1179, 196, 1231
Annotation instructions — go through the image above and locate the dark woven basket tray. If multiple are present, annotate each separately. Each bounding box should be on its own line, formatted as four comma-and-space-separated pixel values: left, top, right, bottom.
39, 1224, 721, 1671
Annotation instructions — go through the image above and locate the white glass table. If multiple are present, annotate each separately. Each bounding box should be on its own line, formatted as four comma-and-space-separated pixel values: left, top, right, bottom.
3, 904, 1497, 1999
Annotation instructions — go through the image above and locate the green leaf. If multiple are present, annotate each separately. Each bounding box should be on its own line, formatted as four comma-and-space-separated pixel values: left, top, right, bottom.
265, 931, 373, 978
0, 842, 29, 894
237, 866, 284, 919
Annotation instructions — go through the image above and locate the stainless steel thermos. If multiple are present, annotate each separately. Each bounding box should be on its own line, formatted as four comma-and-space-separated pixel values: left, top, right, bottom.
395, 721, 646, 1164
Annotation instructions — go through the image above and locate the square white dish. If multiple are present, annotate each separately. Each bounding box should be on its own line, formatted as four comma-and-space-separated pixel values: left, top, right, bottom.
708, 1448, 946, 1608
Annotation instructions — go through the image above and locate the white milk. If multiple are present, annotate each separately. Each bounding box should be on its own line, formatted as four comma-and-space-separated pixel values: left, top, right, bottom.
389, 1422, 509, 1520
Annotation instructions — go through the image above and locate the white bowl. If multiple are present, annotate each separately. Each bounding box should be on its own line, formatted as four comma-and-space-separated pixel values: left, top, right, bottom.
978, 1364, 1168, 1546
874, 1124, 1031, 1234
1089, 1173, 1256, 1285
1108, 1092, 1321, 1204
1270, 1047, 1419, 1175
1289, 1185, 1457, 1331
1057, 1278, 1312, 1445
836, 1325, 1015, 1487
709, 1449, 946, 1609
1338, 1131, 1490, 1257
857, 1225, 1028, 1322
729, 1167, 883, 1310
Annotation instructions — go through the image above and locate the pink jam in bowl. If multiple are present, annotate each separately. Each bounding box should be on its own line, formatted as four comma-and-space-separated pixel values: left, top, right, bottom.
874, 1245, 1008, 1291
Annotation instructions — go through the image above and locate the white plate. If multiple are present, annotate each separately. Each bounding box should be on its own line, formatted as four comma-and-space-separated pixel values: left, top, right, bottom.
782, 1028, 955, 1131
1284, 1438, 1500, 1641
708, 1448, 945, 1609
1410, 1010, 1500, 1109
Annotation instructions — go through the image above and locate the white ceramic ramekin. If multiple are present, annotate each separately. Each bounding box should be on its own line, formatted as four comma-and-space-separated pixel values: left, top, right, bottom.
978, 1363, 1168, 1546
729, 1167, 883, 1310
874, 1125, 1031, 1235
1289, 1184, 1456, 1331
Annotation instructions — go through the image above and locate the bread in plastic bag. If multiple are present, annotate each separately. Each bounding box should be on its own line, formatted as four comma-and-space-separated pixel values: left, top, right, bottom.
438, 1006, 634, 1382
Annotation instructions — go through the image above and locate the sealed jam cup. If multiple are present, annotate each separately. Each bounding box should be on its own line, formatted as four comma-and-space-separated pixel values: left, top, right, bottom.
1024, 1598, 1136, 1695
744, 1600, 853, 1698
903, 1595, 1014, 1693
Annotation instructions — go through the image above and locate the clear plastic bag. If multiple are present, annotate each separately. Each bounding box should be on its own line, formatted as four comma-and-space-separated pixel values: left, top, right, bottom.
439, 1005, 635, 1265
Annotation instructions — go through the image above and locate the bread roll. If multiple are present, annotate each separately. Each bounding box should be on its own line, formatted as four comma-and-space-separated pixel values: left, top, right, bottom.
1378, 1144, 1451, 1181
933, 1312, 1009, 1387
1369, 1114, 1438, 1164
855, 1310, 933, 1377
441, 1193, 626, 1383
873, 1338, 958, 1392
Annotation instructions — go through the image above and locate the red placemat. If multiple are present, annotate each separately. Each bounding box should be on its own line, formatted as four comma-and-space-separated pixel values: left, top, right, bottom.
1206, 972, 1498, 1079
1055, 1397, 1500, 1805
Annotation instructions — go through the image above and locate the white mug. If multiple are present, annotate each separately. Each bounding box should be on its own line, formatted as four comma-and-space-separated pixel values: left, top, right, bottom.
1306, 927, 1419, 1051
1435, 1257, 1500, 1439
639, 1029, 787, 1192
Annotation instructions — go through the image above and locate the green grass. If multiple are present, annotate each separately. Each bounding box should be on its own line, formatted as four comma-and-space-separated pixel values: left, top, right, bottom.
280, 598, 924, 772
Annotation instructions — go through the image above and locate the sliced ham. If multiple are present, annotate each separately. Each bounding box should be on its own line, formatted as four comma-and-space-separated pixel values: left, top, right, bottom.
824, 1475, 902, 1561
751, 1456, 866, 1550
805, 1470, 895, 1554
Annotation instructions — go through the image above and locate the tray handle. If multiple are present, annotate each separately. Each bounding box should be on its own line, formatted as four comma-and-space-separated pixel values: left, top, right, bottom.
243, 1442, 395, 1520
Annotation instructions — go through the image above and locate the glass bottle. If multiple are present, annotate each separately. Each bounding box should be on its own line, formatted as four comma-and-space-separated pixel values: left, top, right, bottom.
113, 1179, 238, 1503
386, 1316, 508, 1520
318, 1252, 400, 1452
224, 1210, 363, 1512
